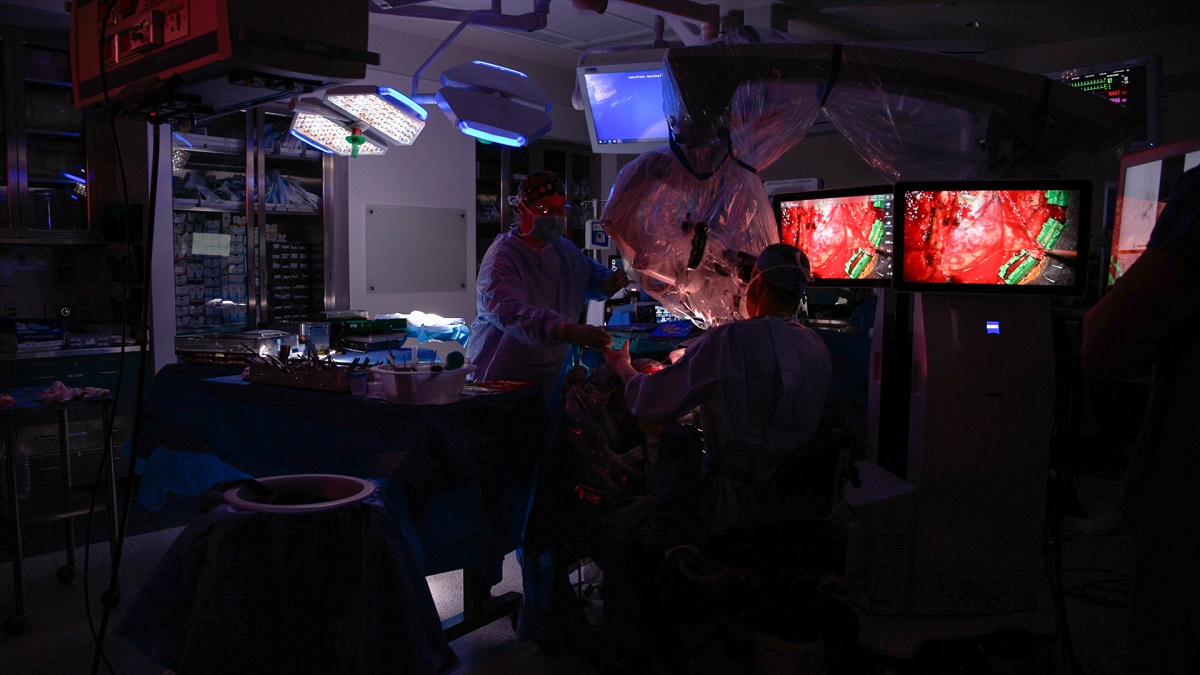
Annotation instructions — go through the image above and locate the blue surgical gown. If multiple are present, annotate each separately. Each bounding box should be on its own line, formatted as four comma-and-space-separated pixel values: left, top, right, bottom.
467, 229, 612, 412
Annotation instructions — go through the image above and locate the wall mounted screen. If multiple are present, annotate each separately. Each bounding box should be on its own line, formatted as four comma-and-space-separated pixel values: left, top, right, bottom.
1108, 136, 1200, 287
578, 61, 670, 155
1043, 55, 1160, 149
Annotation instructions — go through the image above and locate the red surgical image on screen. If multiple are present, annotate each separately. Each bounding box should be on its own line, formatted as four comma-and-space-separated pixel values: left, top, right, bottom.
779, 193, 892, 281
901, 189, 1080, 286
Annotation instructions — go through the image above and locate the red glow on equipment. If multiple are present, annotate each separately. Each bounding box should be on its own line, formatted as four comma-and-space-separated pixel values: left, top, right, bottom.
71, 0, 377, 118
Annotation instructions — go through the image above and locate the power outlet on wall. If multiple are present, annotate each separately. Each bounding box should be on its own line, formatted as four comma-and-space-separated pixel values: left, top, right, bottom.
4, 304, 15, 318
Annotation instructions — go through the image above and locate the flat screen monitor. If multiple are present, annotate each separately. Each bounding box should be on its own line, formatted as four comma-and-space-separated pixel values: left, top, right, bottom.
1109, 137, 1200, 287
1043, 55, 1160, 149
774, 185, 895, 288
893, 180, 1092, 295
578, 60, 670, 155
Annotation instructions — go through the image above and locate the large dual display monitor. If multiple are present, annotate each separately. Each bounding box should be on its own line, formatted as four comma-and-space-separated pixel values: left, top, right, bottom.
775, 180, 1091, 619
775, 182, 1084, 618
772, 180, 1092, 296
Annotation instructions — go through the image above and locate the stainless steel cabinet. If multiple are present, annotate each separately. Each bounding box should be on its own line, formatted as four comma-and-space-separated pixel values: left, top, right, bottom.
1, 29, 90, 240
2, 412, 132, 514
170, 106, 331, 334
1, 350, 145, 521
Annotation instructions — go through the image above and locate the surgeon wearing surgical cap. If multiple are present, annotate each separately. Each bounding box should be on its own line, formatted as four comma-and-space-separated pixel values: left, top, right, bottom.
467, 171, 629, 413
602, 243, 832, 534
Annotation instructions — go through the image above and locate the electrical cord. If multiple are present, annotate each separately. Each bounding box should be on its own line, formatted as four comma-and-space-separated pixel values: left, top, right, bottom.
88, 120, 159, 675
82, 4, 123, 672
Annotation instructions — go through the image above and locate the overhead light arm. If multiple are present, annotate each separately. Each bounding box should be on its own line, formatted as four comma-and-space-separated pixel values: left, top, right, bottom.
371, 0, 720, 102
372, 0, 550, 31
609, 0, 720, 43
370, 0, 553, 103
410, 10, 496, 104
367, 0, 583, 148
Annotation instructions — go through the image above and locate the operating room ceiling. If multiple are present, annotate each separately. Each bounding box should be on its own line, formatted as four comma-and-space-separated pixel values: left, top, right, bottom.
367, 0, 1200, 62
4, 0, 1198, 65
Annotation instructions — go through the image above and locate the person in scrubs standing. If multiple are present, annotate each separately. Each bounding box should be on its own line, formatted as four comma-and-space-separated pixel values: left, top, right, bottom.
467, 171, 628, 413
466, 171, 627, 605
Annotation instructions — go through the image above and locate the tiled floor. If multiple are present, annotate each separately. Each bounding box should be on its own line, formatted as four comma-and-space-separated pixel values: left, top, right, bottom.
1, 465, 1135, 674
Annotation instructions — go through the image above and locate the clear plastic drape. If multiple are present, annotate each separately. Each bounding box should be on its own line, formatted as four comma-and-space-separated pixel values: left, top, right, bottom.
601, 27, 1142, 328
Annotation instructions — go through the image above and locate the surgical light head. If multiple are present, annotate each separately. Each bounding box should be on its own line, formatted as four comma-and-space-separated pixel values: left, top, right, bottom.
288, 99, 389, 157
436, 61, 553, 148
323, 85, 428, 145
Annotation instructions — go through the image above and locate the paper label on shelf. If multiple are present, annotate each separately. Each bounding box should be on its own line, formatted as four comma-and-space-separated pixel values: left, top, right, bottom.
191, 232, 231, 257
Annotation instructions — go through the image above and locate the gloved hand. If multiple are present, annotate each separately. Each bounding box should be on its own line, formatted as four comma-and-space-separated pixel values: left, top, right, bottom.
556, 322, 613, 349
601, 269, 630, 296
601, 340, 638, 384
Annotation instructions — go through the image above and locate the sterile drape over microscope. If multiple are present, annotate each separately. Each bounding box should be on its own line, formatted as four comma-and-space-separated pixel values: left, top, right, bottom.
600, 27, 1143, 329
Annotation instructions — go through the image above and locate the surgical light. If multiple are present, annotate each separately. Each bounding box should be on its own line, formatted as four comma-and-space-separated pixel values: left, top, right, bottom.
289, 108, 388, 157
459, 121, 527, 147
434, 61, 553, 148
323, 85, 428, 145
437, 87, 550, 148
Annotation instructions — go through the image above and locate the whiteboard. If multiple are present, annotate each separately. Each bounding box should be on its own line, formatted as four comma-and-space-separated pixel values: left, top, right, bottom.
365, 205, 468, 293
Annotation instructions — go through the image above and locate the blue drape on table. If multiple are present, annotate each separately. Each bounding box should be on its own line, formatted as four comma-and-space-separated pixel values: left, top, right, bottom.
126, 364, 547, 577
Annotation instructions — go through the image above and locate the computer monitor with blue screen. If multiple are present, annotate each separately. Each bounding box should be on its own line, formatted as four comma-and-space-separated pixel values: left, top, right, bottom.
578, 60, 670, 155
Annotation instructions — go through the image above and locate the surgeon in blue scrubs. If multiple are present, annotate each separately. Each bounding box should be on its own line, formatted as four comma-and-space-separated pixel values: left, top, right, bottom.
467, 171, 628, 602
467, 170, 629, 413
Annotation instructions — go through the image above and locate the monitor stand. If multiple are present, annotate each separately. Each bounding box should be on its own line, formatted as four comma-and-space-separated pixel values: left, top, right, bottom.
905, 293, 1055, 616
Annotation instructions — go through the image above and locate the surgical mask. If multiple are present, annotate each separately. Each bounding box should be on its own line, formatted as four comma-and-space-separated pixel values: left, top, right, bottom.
531, 216, 566, 242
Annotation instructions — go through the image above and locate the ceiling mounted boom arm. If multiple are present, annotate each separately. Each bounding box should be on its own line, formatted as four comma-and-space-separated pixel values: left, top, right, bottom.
370, 0, 552, 101
610, 0, 720, 43
367, 0, 555, 148
369, 0, 550, 32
